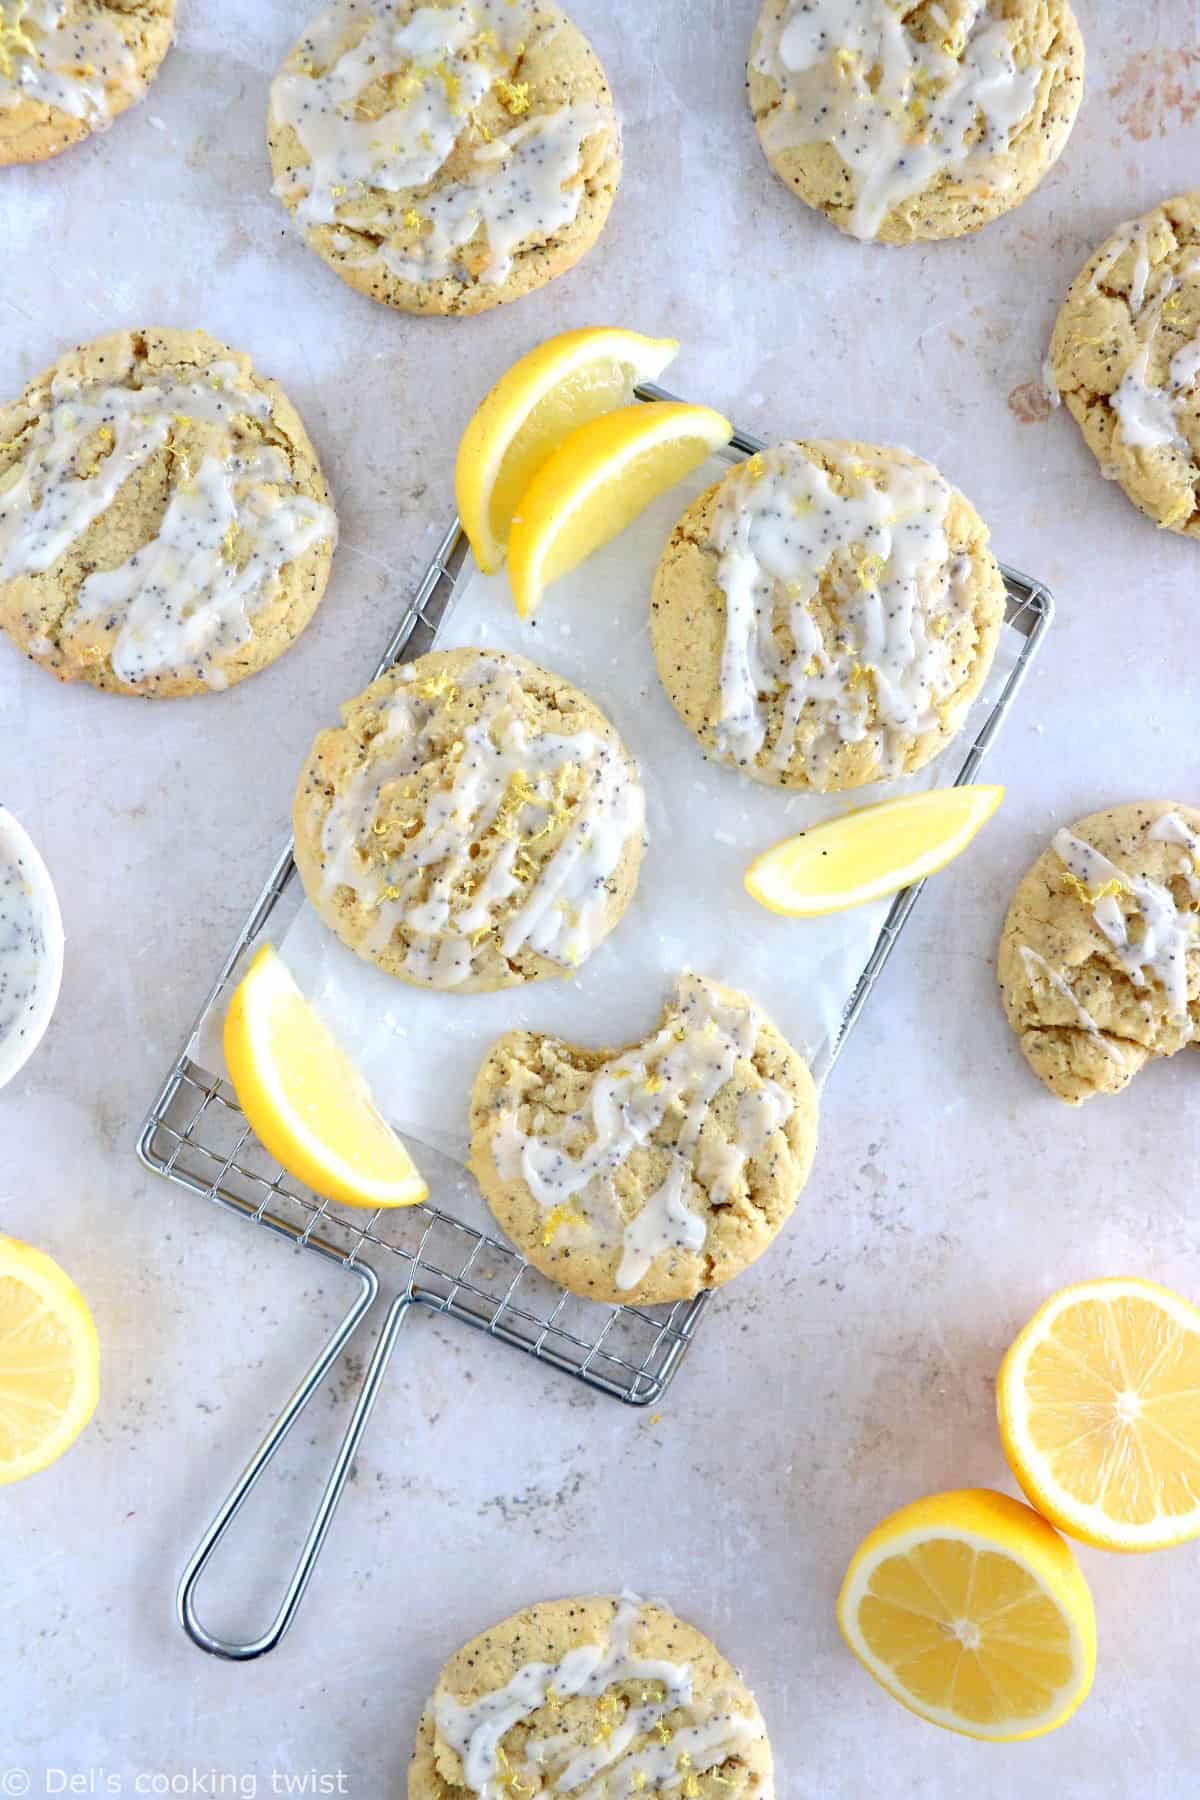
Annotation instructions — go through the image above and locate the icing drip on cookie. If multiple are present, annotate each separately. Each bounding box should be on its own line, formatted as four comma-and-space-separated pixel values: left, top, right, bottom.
494, 973, 793, 1289
1085, 221, 1200, 461
1053, 828, 1198, 1022
271, 0, 611, 286
752, 0, 1042, 240
434, 1594, 763, 1799
0, 363, 336, 688
318, 657, 643, 988
1017, 946, 1126, 1068
0, 0, 137, 122
711, 443, 973, 786
0, 842, 45, 1052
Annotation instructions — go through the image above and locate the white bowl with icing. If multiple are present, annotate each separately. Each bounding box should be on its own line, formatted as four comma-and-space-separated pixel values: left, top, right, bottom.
0, 808, 65, 1091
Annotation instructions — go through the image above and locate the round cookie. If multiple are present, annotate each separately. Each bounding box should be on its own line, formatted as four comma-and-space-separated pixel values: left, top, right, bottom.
747, 0, 1084, 244
408, 1593, 775, 1800
651, 440, 1006, 793
267, 0, 621, 318
294, 648, 645, 993
468, 971, 818, 1305
0, 0, 175, 166
998, 802, 1200, 1105
0, 327, 337, 697
1048, 193, 1200, 538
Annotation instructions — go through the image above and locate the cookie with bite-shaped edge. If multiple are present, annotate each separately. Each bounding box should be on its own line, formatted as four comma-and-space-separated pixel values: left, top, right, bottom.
407, 1593, 775, 1800
0, 0, 175, 167
998, 801, 1200, 1105
0, 326, 337, 697
650, 440, 1005, 793
747, 0, 1084, 245
294, 648, 645, 994
1048, 193, 1200, 538
266, 0, 621, 318
468, 971, 818, 1305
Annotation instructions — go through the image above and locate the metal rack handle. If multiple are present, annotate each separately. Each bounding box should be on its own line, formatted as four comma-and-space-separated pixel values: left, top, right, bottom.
178, 1269, 412, 1660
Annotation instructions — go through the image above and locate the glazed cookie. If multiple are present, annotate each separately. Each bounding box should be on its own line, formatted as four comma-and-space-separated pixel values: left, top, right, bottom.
468, 972, 818, 1305
294, 649, 644, 992
408, 1593, 775, 1800
0, 0, 175, 166
998, 802, 1200, 1105
267, 0, 621, 317
651, 441, 1006, 793
1048, 193, 1200, 537
747, 0, 1084, 244
0, 327, 337, 697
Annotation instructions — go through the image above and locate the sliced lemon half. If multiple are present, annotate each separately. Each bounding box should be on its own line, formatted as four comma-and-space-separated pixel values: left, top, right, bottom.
456, 327, 679, 573
506, 400, 733, 618
998, 1276, 1200, 1552
0, 1235, 100, 1486
223, 944, 428, 1211
745, 784, 1004, 916
838, 1488, 1096, 1741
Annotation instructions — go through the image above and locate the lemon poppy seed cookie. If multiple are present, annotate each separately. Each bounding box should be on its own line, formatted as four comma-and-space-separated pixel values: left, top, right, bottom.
294, 649, 645, 993
267, 0, 621, 318
0, 0, 175, 166
998, 802, 1200, 1105
408, 1593, 775, 1800
1048, 194, 1200, 537
651, 441, 1005, 793
468, 972, 818, 1305
748, 0, 1084, 244
0, 327, 337, 697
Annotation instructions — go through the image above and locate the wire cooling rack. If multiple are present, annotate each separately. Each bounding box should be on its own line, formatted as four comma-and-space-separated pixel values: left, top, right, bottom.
138, 390, 1054, 1659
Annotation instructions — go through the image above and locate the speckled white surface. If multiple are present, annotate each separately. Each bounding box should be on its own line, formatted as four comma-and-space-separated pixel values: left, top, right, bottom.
3, 2, 1200, 1793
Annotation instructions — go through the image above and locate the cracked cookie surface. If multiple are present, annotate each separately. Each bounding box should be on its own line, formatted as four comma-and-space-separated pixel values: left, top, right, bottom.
1049, 192, 1200, 537
650, 441, 1006, 793
408, 1593, 775, 1800
468, 971, 818, 1304
0, 327, 337, 697
747, 0, 1084, 244
267, 0, 621, 317
998, 801, 1200, 1104
0, 0, 175, 166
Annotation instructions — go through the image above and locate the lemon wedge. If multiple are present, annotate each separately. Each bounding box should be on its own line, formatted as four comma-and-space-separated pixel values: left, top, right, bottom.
0, 1235, 99, 1486
745, 784, 1004, 916
506, 401, 733, 618
223, 944, 428, 1211
998, 1277, 1200, 1552
456, 327, 679, 573
838, 1489, 1096, 1741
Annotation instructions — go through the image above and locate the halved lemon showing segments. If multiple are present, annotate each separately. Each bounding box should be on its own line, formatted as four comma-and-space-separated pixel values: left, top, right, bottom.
837, 1488, 1096, 1741
0, 1236, 100, 1486
506, 401, 733, 618
456, 327, 679, 573
998, 1277, 1200, 1552
223, 945, 428, 1212
745, 785, 1004, 916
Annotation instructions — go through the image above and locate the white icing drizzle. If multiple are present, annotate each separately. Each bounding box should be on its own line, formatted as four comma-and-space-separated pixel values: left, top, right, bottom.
0, 0, 137, 122
271, 0, 612, 287
1018, 945, 1126, 1068
1150, 810, 1200, 902
751, 0, 1044, 239
0, 840, 44, 1051
711, 443, 973, 786
319, 656, 643, 988
493, 973, 793, 1289
0, 361, 336, 688
433, 1594, 763, 1799
1053, 828, 1198, 1023
1086, 221, 1200, 459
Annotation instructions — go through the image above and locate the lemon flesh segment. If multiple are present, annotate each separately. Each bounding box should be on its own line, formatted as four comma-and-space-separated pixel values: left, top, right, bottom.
507, 401, 734, 617
223, 944, 429, 1212
837, 1489, 1096, 1741
0, 1236, 99, 1486
745, 784, 1004, 916
456, 327, 679, 574
998, 1277, 1200, 1551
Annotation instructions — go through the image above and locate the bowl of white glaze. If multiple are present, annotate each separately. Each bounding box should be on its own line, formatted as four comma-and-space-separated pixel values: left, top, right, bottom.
0, 807, 65, 1091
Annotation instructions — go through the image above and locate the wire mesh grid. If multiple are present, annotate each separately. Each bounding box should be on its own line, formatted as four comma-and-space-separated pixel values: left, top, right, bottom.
138, 398, 1054, 1411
